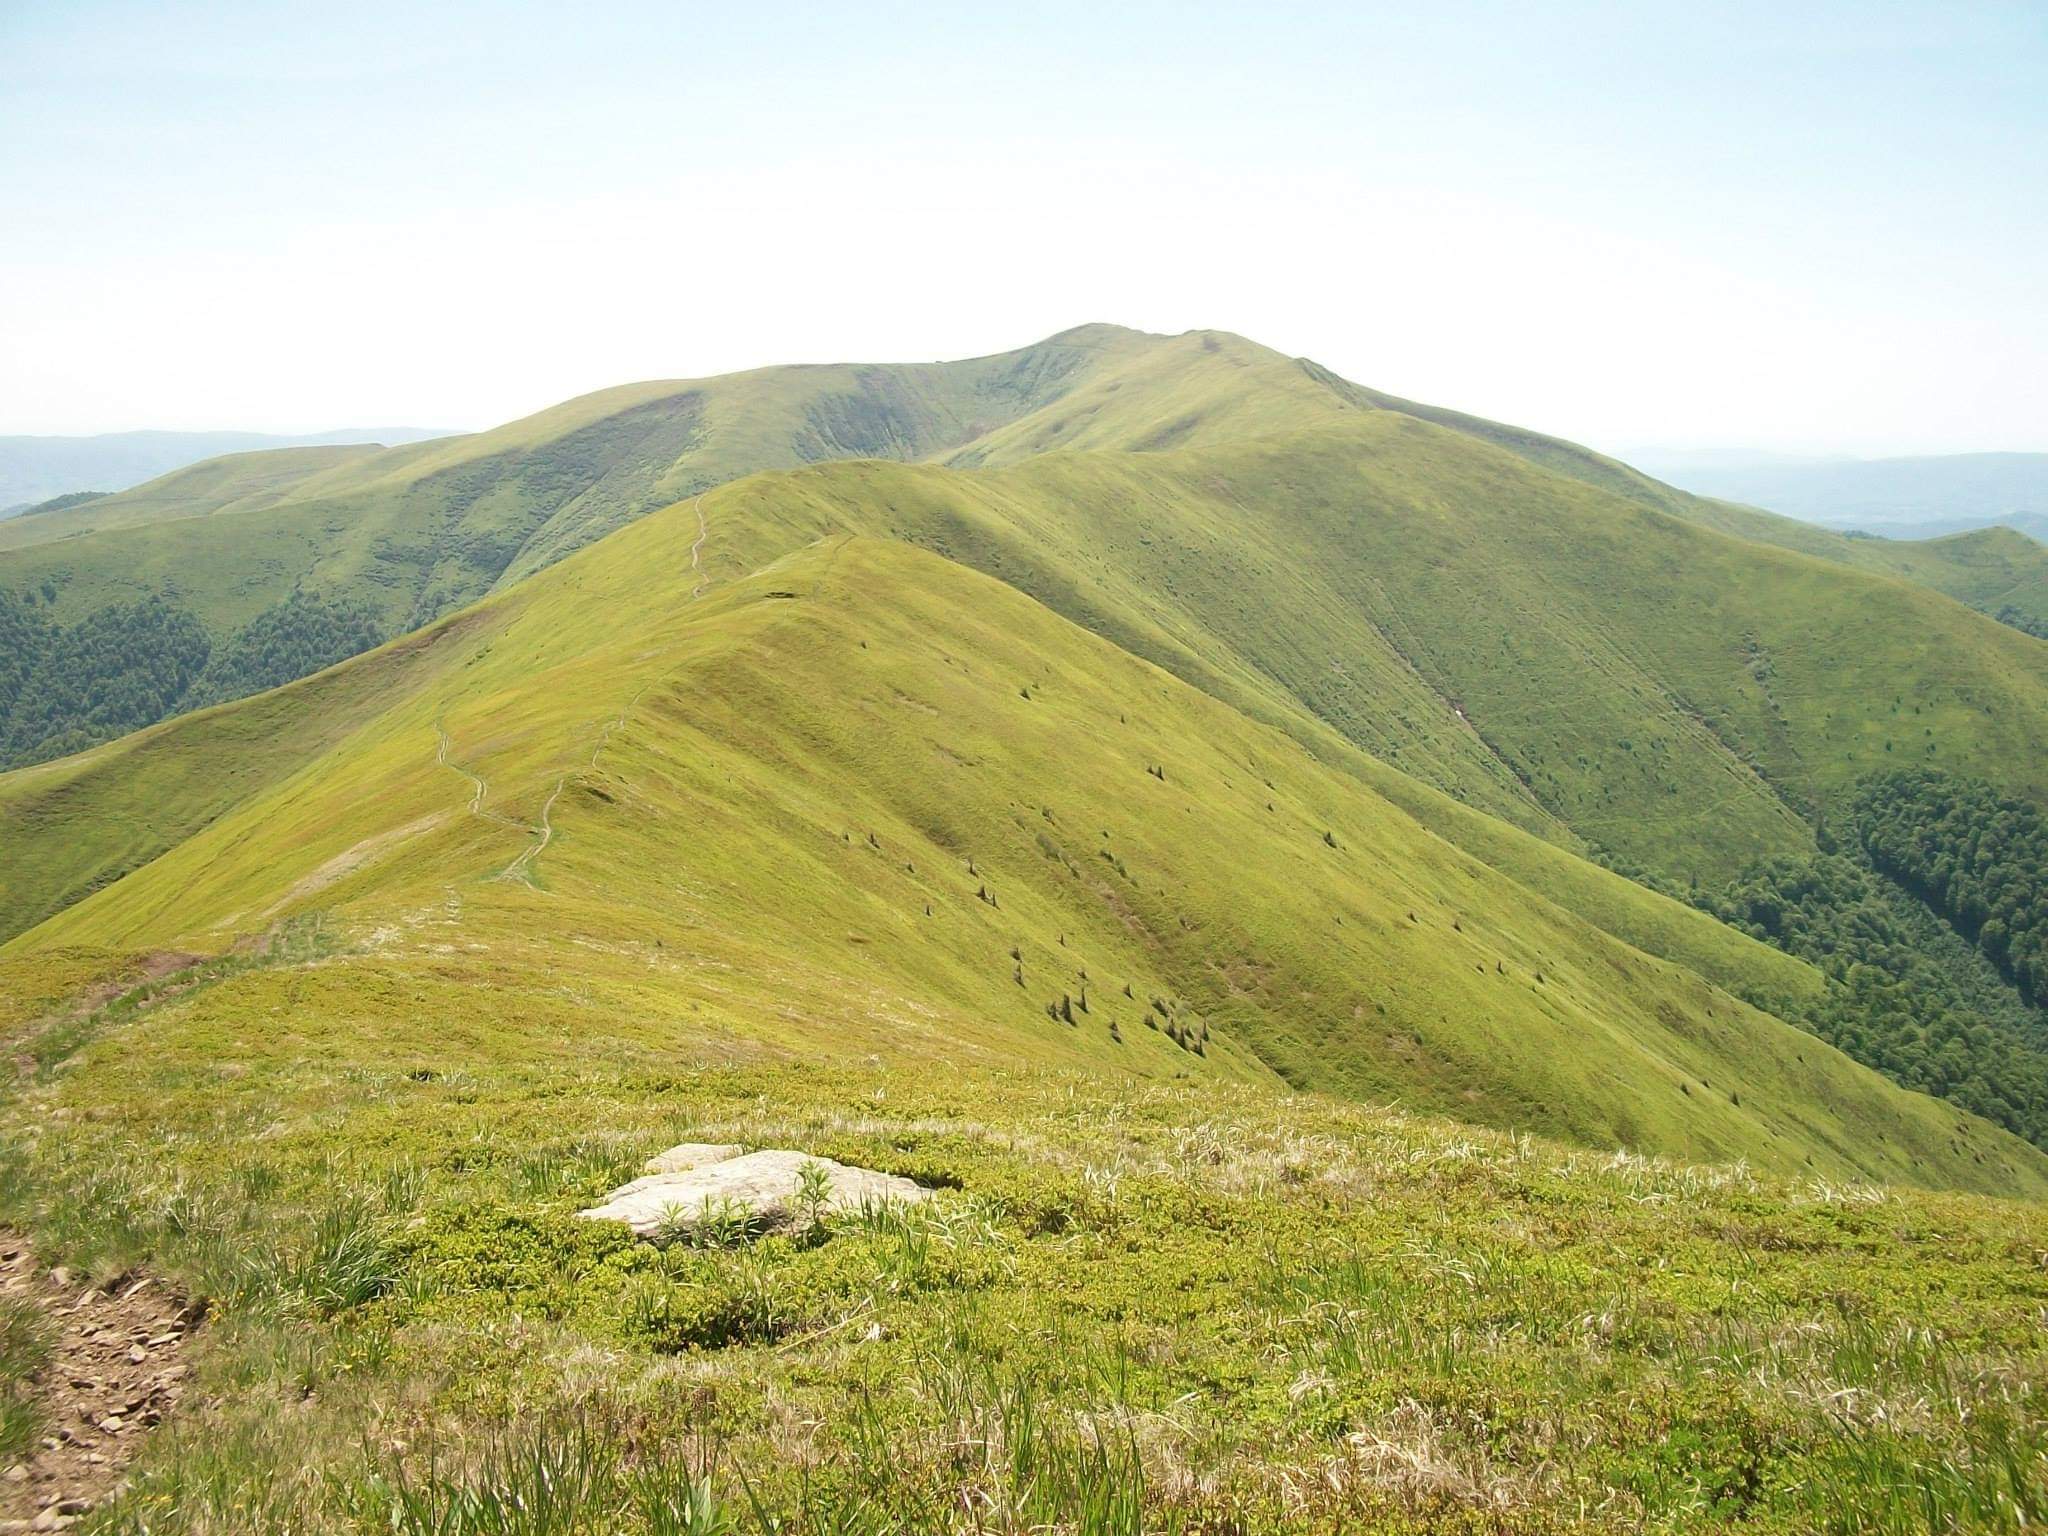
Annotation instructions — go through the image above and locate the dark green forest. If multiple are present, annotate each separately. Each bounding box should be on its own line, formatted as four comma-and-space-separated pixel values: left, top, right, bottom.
1853, 768, 2048, 1005
1995, 604, 2048, 640
184, 591, 383, 710
0, 593, 210, 765
1626, 769, 2048, 1149
1599, 766, 2048, 1148
0, 588, 384, 768
1700, 847, 2048, 1149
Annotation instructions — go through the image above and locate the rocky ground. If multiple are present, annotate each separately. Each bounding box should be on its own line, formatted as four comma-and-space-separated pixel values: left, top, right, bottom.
0, 1241, 196, 1532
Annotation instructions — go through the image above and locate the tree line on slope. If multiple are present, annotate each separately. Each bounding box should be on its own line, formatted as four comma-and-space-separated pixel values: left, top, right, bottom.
1699, 849, 2048, 1147
1851, 768, 2048, 1006
1598, 767, 2048, 1149
14, 489, 110, 518
1994, 605, 2048, 641
0, 588, 382, 767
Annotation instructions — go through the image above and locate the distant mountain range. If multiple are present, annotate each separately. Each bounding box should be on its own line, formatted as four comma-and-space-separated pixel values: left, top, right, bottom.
0, 427, 455, 515
1626, 449, 2048, 540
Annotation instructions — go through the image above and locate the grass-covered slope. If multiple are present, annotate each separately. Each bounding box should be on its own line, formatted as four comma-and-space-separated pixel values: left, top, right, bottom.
1, 554, 2044, 1527
7, 1007, 2047, 1534
0, 322, 1288, 576
0, 604, 490, 939
0, 502, 1824, 1019
939, 326, 1367, 465
0, 444, 384, 551
5, 491, 2039, 1195
658, 426, 2048, 885
0, 325, 1372, 766
1344, 381, 2048, 631
7, 459, 2048, 1531
1679, 502, 2048, 629
10, 422, 2046, 1157
7, 321, 2042, 791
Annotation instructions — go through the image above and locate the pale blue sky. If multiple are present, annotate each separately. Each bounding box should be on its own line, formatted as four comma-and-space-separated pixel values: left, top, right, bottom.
2, 1, 2042, 454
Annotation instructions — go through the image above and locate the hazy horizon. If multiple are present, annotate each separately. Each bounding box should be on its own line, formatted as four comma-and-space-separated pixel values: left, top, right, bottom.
4, 1, 2044, 456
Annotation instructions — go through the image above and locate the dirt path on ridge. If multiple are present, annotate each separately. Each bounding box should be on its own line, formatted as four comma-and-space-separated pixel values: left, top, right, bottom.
689, 493, 709, 597
0, 1241, 198, 1529
495, 494, 713, 886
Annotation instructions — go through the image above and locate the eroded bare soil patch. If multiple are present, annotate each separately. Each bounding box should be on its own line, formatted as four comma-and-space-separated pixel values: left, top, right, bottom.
0, 1240, 198, 1530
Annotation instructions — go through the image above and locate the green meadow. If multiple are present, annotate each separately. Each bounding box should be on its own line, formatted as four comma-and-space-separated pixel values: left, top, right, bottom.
6, 958, 2047, 1533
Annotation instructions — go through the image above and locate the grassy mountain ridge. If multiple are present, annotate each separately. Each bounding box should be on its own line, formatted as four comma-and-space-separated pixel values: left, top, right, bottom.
1331, 373, 1708, 517
653, 422, 2048, 884
9, 324, 2048, 1148
1339, 387, 2048, 628
0, 487, 1825, 1017
10, 361, 2048, 1162
5, 323, 2043, 782
0, 323, 1213, 559
9, 338, 2048, 1531
0, 427, 451, 517
1677, 500, 2048, 627
0, 326, 1295, 765
5, 476, 2039, 1195
0, 445, 385, 550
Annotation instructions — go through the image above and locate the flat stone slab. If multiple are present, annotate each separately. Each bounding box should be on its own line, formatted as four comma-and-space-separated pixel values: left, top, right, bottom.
642, 1142, 745, 1174
577, 1147, 931, 1238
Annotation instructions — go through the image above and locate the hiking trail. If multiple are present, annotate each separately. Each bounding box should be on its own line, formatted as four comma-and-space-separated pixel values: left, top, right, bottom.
0, 1240, 198, 1528
497, 494, 712, 885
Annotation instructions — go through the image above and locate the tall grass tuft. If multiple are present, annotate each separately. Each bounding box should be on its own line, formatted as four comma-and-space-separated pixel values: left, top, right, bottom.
370, 1416, 625, 1536
0, 1293, 51, 1460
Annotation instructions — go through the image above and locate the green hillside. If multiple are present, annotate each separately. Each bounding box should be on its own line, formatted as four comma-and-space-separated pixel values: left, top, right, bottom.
5, 503, 2048, 1533
0, 326, 1355, 559
1686, 503, 2048, 629
1343, 383, 2048, 631
660, 425, 2048, 887
7, 342, 2048, 1531
9, 328, 2048, 1161
0, 322, 1315, 576
614, 430, 2048, 1143
5, 322, 2042, 790
0, 443, 384, 550
0, 327, 1367, 765
8, 961, 2045, 1534
11, 398, 2048, 1135
6, 478, 2039, 1195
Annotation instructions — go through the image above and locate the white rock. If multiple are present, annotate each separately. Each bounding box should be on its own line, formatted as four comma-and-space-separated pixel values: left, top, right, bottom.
577, 1150, 930, 1238
641, 1142, 745, 1174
